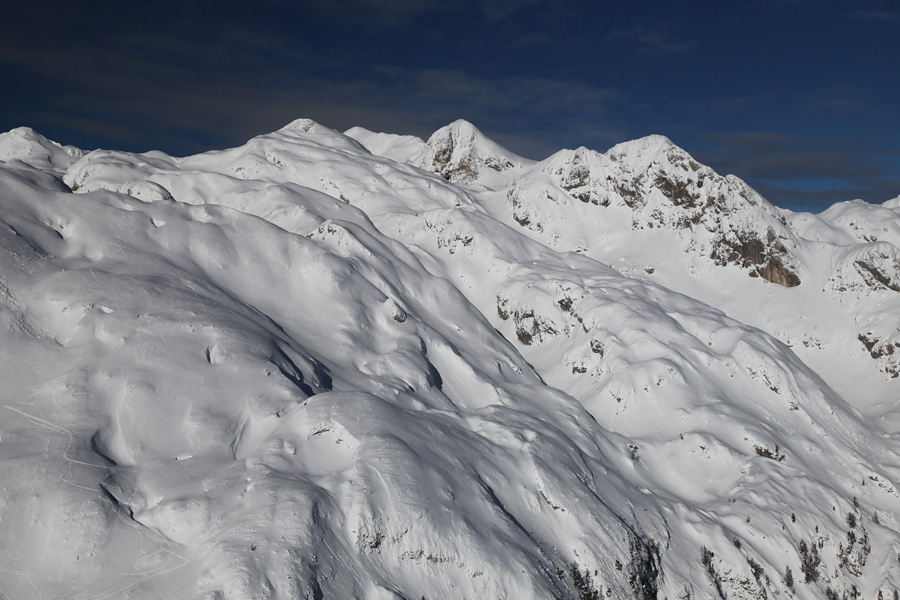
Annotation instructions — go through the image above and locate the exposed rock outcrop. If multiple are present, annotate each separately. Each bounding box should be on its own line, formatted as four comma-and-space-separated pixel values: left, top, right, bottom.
408, 120, 530, 183
828, 242, 900, 296
505, 135, 802, 286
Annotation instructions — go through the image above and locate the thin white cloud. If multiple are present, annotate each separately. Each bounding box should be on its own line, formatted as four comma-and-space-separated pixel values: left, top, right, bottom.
847, 8, 900, 22
604, 26, 697, 57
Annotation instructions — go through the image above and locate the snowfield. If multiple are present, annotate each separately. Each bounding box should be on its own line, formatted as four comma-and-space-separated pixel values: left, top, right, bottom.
1, 120, 899, 599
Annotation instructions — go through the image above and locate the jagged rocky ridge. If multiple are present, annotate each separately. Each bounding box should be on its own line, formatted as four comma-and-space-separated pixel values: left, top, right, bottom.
502, 137, 802, 287
0, 121, 899, 599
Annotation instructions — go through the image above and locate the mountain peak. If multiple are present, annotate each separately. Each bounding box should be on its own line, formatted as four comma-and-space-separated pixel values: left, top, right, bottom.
408, 120, 532, 184
0, 126, 84, 173
605, 134, 691, 172
616, 133, 675, 150
277, 118, 324, 134
443, 118, 481, 134
884, 194, 900, 210
269, 118, 369, 153
6, 126, 40, 139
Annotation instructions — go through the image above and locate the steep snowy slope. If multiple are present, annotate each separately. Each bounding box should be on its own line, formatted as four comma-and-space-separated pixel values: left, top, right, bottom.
418, 130, 900, 429
377, 191, 900, 600
2, 121, 900, 599
0, 161, 663, 599
776, 200, 900, 425
366, 117, 900, 428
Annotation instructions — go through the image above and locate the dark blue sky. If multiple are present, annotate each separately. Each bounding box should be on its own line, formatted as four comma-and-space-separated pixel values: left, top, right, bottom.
2, 0, 898, 211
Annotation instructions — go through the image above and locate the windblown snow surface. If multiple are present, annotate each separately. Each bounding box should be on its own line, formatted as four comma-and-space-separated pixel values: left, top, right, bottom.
1, 120, 899, 599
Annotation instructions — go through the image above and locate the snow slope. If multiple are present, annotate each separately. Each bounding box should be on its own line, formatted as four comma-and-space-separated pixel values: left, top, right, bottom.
0, 127, 84, 175
395, 128, 900, 432
1, 121, 899, 599
349, 120, 535, 190
343, 127, 427, 165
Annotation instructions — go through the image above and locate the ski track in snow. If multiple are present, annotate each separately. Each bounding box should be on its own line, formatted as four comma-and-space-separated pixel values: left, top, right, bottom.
1, 404, 190, 600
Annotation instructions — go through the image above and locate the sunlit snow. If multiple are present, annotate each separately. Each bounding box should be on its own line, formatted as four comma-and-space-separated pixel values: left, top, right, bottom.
0, 121, 898, 599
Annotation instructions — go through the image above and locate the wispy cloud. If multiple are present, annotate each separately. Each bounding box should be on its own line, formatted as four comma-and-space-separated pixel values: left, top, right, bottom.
604, 26, 697, 57
847, 8, 900, 22
751, 177, 900, 212
693, 86, 881, 118
809, 90, 873, 115
302, 0, 541, 24
698, 131, 879, 179
0, 23, 622, 159
694, 131, 899, 209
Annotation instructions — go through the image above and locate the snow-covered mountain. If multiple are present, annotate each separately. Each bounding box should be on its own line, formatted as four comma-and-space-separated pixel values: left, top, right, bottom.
1, 120, 899, 600
348, 120, 534, 187
501, 136, 801, 287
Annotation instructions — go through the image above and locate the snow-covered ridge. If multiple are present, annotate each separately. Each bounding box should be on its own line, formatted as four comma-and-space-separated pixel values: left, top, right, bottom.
504, 134, 802, 287
36, 118, 900, 405
1, 119, 899, 599
344, 126, 427, 164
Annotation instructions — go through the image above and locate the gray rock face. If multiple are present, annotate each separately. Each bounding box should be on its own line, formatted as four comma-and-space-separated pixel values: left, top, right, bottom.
408, 119, 528, 183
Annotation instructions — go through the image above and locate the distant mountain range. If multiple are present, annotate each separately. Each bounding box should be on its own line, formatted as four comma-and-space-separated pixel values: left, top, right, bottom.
1, 120, 898, 599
